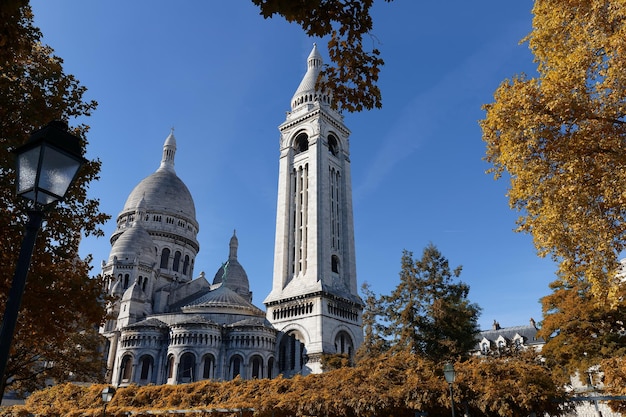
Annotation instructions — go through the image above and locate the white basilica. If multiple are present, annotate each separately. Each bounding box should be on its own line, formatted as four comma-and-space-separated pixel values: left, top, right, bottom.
100, 45, 364, 386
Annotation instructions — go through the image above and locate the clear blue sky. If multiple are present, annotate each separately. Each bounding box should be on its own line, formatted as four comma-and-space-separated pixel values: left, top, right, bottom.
31, 1, 553, 330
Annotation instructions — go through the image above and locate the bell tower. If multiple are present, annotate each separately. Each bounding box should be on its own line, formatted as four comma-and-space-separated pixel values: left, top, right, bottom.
264, 44, 363, 375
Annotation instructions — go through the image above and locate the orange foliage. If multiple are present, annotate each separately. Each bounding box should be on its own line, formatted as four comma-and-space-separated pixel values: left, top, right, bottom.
1, 351, 565, 417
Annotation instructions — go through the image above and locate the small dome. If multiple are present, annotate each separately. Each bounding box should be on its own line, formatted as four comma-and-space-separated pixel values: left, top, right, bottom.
109, 225, 156, 264
212, 231, 251, 301
213, 260, 250, 293
121, 282, 146, 302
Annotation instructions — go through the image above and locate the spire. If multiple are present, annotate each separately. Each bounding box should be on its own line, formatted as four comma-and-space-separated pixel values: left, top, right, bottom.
158, 128, 176, 172
229, 230, 238, 260
291, 43, 328, 110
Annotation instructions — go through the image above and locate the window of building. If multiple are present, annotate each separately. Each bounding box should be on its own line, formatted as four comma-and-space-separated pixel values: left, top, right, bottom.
334, 331, 354, 364
139, 355, 153, 381
328, 134, 339, 156
267, 358, 275, 379
167, 355, 174, 379
278, 331, 305, 374
202, 354, 215, 379
251, 356, 263, 379
183, 255, 190, 275
293, 132, 309, 154
160, 248, 170, 269
120, 354, 133, 382
230, 356, 242, 379
331, 255, 340, 273
173, 251, 182, 272
179, 353, 195, 383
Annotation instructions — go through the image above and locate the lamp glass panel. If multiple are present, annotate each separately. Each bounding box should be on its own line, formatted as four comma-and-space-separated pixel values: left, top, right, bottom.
443, 363, 456, 383
38, 145, 81, 201
102, 387, 115, 403
16, 146, 40, 195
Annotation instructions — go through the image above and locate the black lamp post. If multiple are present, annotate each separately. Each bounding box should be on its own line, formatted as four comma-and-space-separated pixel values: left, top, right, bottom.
0, 120, 86, 400
101, 386, 116, 416
443, 362, 457, 417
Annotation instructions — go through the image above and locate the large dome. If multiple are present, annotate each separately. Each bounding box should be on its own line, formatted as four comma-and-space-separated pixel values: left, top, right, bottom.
121, 131, 196, 223
123, 170, 196, 221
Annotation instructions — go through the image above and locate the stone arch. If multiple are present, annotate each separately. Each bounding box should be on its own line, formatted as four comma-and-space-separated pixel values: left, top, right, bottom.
250, 355, 264, 379
278, 329, 307, 375
118, 353, 134, 384
229, 354, 244, 379
178, 351, 196, 383
201, 353, 215, 379
138, 354, 154, 383
292, 131, 309, 154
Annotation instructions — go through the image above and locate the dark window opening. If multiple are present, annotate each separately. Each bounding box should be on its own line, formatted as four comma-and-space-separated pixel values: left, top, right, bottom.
294, 133, 309, 154
160, 248, 170, 269
331, 255, 340, 273
328, 134, 339, 156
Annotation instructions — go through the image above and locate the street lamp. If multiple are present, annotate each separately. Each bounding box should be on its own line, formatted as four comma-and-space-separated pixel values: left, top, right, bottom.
0, 120, 86, 400
101, 386, 116, 416
443, 362, 456, 417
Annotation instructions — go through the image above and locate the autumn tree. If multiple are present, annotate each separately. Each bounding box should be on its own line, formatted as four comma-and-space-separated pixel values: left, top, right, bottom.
251, 0, 392, 112
481, 1, 626, 301
538, 276, 626, 385
380, 244, 481, 361
0, 1, 109, 394
355, 282, 389, 361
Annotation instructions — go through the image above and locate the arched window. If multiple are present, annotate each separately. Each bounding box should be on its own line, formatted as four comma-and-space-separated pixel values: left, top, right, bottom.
293, 132, 309, 154
120, 354, 133, 383
202, 354, 215, 379
167, 355, 175, 379
251, 356, 263, 379
160, 248, 170, 269
179, 352, 195, 383
278, 331, 305, 374
328, 134, 339, 156
267, 357, 275, 379
183, 255, 190, 275
173, 251, 182, 272
139, 355, 153, 381
230, 355, 242, 379
123, 274, 130, 289
334, 331, 354, 359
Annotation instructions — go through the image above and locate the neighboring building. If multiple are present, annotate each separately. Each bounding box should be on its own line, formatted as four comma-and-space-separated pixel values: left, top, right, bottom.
100, 45, 363, 386
475, 319, 544, 355
476, 321, 623, 417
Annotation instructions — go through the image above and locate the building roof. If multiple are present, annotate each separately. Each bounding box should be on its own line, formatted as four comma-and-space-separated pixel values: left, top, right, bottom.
109, 223, 156, 264
477, 321, 544, 350
122, 131, 197, 222
212, 231, 251, 301
179, 285, 263, 316
124, 318, 168, 330
291, 43, 326, 110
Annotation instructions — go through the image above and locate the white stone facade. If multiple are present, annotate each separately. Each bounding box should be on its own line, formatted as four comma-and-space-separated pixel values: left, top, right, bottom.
264, 44, 363, 375
100, 45, 363, 386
